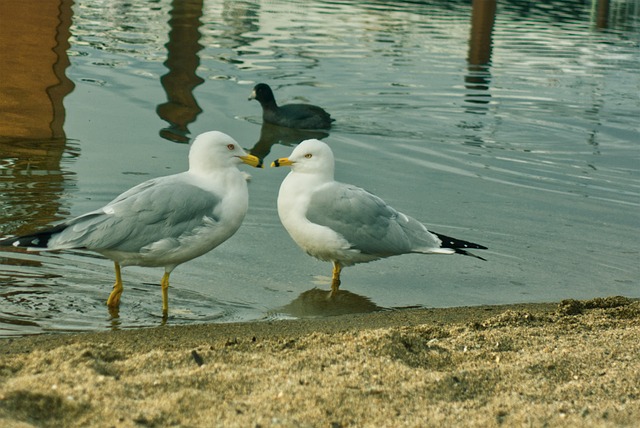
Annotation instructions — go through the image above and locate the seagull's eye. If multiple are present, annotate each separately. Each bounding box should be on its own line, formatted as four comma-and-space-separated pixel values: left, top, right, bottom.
304, 153, 313, 159
227, 144, 235, 151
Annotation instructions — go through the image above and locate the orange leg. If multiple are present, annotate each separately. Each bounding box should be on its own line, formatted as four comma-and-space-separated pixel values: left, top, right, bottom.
106, 262, 123, 308
161, 271, 171, 316
330, 261, 342, 296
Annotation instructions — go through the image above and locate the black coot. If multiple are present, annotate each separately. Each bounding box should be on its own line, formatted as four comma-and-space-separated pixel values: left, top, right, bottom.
249, 83, 334, 130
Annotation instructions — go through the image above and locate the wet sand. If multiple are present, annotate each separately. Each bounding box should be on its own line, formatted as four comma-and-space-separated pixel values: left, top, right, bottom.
1, 296, 638, 427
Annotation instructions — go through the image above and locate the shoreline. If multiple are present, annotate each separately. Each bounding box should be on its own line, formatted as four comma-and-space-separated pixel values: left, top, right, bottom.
1, 296, 639, 427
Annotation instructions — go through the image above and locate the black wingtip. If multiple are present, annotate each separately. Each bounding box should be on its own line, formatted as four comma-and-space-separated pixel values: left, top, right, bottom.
453, 248, 487, 261
433, 232, 487, 260
0, 224, 68, 249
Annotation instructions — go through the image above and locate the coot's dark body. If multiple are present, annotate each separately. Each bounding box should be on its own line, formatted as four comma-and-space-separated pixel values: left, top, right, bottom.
249, 83, 334, 130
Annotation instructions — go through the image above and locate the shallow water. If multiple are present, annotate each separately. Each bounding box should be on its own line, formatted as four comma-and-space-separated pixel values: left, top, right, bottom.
0, 0, 638, 336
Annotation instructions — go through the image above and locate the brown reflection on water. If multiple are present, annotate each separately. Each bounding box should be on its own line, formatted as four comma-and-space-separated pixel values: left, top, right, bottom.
0, 0, 75, 235
157, 0, 205, 144
464, 0, 496, 114
0, 0, 74, 142
593, 0, 610, 29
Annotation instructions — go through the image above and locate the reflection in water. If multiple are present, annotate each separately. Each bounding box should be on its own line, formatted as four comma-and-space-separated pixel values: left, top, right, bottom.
465, 0, 496, 114
590, 0, 639, 30
0, 0, 74, 142
592, 0, 611, 28
0, 0, 75, 236
280, 287, 384, 318
608, 0, 639, 30
219, 1, 260, 49
248, 122, 329, 162
0, 141, 74, 238
0, 0, 76, 337
156, 0, 205, 144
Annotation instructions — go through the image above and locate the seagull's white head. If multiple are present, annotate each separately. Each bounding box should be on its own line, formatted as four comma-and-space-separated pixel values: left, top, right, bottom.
271, 139, 335, 178
188, 131, 261, 173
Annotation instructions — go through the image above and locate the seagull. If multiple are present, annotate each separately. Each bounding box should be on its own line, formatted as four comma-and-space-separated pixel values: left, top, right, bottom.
271, 139, 486, 295
249, 83, 334, 130
0, 131, 262, 316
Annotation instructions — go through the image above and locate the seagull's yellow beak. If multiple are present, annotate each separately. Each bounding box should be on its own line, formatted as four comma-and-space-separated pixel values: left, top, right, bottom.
240, 154, 263, 168
271, 157, 293, 167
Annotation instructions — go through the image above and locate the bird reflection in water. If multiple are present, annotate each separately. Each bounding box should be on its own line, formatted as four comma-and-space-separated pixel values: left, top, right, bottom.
248, 122, 329, 163
280, 287, 384, 318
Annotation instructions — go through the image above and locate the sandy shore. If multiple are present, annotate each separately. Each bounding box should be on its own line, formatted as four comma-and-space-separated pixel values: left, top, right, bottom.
1, 296, 638, 427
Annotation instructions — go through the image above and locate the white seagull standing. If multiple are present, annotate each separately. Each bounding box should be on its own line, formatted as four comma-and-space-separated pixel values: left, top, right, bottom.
0, 131, 262, 316
271, 139, 486, 295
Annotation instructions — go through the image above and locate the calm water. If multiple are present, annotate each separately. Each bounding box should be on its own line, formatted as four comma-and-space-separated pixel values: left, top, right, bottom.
0, 0, 638, 336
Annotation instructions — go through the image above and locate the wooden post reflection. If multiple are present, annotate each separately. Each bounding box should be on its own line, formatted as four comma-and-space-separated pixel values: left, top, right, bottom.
594, 0, 610, 29
468, 0, 497, 68
0, 0, 74, 142
465, 0, 496, 111
0, 0, 75, 234
156, 0, 205, 144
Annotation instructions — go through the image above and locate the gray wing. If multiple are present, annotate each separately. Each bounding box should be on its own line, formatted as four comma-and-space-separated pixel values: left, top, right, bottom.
51, 176, 221, 252
305, 182, 440, 256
